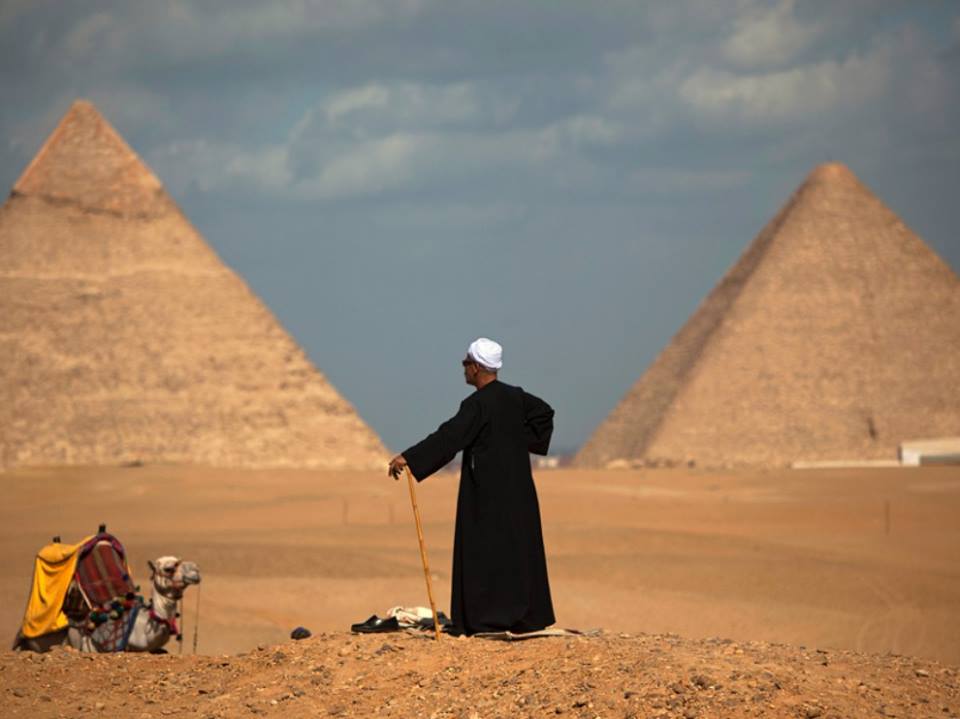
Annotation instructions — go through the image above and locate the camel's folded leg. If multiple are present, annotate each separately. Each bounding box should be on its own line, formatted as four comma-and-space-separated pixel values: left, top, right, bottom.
67, 626, 99, 652
11, 628, 70, 653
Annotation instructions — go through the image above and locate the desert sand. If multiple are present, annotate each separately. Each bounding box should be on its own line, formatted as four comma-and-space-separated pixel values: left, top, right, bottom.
3, 627, 958, 718
2, 464, 959, 660
1, 465, 959, 717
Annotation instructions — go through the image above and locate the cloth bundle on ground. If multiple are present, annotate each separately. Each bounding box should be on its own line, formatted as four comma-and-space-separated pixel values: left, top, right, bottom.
350, 606, 451, 634
19, 532, 138, 650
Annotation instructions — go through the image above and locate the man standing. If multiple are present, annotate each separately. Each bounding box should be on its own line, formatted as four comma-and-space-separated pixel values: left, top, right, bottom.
388, 338, 556, 636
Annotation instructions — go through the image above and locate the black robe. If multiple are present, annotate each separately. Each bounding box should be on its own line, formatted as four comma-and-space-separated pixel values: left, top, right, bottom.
404, 380, 555, 635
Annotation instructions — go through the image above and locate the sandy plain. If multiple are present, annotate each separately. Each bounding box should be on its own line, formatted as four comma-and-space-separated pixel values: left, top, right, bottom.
1, 465, 958, 663
2, 465, 960, 719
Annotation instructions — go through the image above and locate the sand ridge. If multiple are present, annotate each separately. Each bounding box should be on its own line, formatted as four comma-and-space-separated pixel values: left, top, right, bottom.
1, 630, 958, 718
1, 466, 957, 662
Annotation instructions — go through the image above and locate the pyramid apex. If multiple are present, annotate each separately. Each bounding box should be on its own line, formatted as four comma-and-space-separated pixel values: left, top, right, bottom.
12, 98, 165, 215
67, 97, 97, 111
61, 98, 105, 121
51, 99, 113, 137
806, 162, 858, 185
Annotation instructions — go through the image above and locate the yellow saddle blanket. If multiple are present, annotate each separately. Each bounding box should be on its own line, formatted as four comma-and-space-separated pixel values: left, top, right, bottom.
20, 536, 93, 638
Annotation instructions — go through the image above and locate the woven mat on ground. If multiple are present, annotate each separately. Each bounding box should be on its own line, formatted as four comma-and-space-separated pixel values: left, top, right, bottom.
473, 627, 601, 641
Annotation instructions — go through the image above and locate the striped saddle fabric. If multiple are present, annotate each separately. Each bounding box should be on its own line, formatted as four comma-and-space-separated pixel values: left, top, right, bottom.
75, 534, 135, 607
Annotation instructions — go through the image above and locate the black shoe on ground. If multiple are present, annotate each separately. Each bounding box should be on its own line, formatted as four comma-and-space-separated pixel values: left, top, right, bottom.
350, 615, 400, 633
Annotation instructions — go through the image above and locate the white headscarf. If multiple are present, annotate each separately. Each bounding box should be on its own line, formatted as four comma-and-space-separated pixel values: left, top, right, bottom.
467, 337, 503, 370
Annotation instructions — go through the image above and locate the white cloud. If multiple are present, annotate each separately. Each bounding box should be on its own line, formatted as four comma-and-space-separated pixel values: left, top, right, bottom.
362, 201, 527, 231
295, 133, 425, 198
291, 102, 636, 200
143, 77, 521, 199
197, 0, 429, 44
723, 0, 823, 69
154, 108, 625, 202
320, 82, 502, 132
225, 146, 292, 192
324, 85, 391, 124
293, 127, 558, 200
148, 140, 291, 195
49, 2, 951, 212
548, 115, 624, 148
680, 42, 891, 122
601, 44, 690, 135
289, 117, 629, 201
261, 79, 628, 199
55, 0, 433, 67
641, 1, 735, 35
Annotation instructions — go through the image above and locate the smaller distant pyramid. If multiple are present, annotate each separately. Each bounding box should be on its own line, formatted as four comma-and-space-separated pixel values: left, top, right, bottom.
576, 163, 960, 468
0, 100, 388, 469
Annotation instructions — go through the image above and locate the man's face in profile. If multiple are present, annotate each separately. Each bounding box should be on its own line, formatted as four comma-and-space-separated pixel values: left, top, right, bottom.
462, 357, 478, 386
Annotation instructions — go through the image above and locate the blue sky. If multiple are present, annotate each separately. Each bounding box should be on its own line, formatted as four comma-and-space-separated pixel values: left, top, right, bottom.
2, 1, 958, 454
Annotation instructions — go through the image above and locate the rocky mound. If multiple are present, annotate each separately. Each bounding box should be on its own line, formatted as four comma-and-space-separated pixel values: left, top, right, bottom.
2, 631, 957, 718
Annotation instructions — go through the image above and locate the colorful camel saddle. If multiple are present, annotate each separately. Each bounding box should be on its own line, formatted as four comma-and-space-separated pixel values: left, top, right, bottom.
20, 531, 139, 650
74, 534, 136, 608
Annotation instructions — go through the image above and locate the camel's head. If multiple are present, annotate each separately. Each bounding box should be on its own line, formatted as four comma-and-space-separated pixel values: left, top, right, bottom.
147, 556, 201, 600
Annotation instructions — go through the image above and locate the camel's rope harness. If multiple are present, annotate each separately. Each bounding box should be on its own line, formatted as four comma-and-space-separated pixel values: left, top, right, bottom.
169, 583, 201, 655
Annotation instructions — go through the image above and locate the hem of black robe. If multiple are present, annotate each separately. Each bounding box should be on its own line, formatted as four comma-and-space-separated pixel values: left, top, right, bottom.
447, 621, 555, 637
449, 613, 556, 636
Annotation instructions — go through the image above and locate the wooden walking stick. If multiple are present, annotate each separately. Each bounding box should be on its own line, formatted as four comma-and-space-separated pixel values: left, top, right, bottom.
404, 466, 442, 640
192, 582, 201, 654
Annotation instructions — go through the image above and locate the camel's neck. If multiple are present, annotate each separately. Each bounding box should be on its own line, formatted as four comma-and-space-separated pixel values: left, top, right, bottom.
149, 587, 178, 620
122, 584, 181, 653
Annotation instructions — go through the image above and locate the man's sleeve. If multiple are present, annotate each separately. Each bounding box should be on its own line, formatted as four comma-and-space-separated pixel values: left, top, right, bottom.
522, 391, 554, 456
403, 398, 484, 481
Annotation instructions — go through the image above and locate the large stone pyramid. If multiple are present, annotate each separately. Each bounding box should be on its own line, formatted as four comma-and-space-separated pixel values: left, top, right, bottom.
0, 100, 388, 469
577, 163, 960, 468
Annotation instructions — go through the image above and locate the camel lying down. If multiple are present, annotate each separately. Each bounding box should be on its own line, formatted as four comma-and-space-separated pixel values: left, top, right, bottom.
15, 556, 201, 653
